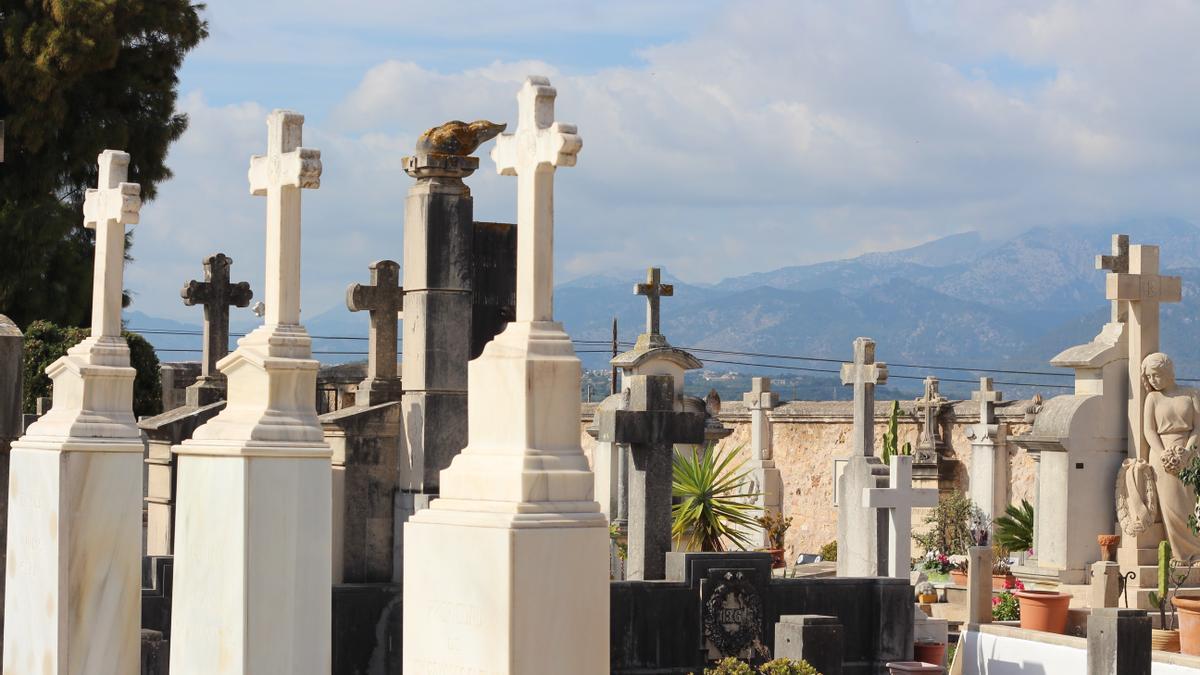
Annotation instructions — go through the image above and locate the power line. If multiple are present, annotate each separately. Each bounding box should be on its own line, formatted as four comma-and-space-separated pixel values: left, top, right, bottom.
696, 357, 1073, 390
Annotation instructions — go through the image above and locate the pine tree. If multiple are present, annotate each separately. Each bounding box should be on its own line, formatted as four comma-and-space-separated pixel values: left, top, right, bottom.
0, 0, 208, 328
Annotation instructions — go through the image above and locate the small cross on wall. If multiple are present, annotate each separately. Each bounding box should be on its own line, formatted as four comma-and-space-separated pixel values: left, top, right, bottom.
635, 267, 674, 337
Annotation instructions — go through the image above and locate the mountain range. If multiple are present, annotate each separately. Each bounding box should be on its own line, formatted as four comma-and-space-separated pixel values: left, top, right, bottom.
128, 218, 1200, 400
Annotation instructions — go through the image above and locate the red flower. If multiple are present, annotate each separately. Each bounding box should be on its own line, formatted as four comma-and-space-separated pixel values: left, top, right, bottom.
992, 597, 1001, 606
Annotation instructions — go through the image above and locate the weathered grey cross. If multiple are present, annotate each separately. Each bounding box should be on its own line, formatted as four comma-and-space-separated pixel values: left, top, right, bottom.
1106, 241, 1182, 461
863, 455, 939, 578
491, 76, 582, 323
596, 374, 704, 580
841, 337, 887, 457
915, 376, 946, 451
972, 376, 1002, 426
742, 376, 779, 462
83, 150, 142, 339
182, 253, 253, 382
346, 259, 404, 405
635, 267, 674, 336
248, 110, 322, 327
1096, 234, 1130, 322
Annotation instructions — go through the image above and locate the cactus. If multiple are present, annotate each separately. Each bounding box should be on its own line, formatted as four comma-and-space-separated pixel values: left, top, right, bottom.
1160, 540, 1172, 599
881, 401, 910, 465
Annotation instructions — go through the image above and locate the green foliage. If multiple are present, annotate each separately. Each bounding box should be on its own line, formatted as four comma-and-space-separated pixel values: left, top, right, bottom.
912, 490, 983, 556
22, 320, 160, 418
755, 511, 793, 549
673, 444, 762, 552
1160, 540, 1172, 599
880, 400, 911, 465
819, 540, 837, 562
994, 500, 1035, 554
1180, 455, 1200, 534
609, 521, 627, 561
0, 1, 208, 328
701, 657, 821, 675
992, 591, 1020, 621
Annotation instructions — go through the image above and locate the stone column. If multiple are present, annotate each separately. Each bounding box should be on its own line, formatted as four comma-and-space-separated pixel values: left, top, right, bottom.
967, 545, 993, 625
400, 146, 474, 507
4, 151, 143, 675
169, 110, 331, 675
403, 75, 608, 674
1087, 608, 1151, 675
968, 377, 1008, 524
743, 377, 783, 548
1091, 561, 1122, 609
837, 337, 891, 577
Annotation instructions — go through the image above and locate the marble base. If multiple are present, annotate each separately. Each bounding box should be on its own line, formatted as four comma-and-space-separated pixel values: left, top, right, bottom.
403, 517, 609, 674
168, 453, 331, 674
3, 443, 143, 675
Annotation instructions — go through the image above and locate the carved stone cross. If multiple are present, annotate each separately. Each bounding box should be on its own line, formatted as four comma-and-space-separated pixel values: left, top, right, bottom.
972, 376, 1002, 427
914, 376, 947, 463
248, 110, 322, 327
863, 455, 939, 578
346, 259, 404, 405
596, 374, 704, 580
1106, 241, 1182, 461
83, 150, 142, 338
635, 267, 673, 337
1096, 234, 1130, 323
182, 253, 253, 383
743, 377, 779, 462
841, 337, 887, 457
490, 76, 582, 323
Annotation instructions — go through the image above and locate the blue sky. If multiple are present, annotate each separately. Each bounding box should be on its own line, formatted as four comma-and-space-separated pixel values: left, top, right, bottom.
128, 0, 1200, 322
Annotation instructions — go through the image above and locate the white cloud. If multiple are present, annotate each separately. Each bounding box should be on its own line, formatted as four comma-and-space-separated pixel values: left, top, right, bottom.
130, 0, 1200, 322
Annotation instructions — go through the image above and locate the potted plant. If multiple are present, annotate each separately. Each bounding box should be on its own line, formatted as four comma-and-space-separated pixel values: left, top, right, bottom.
1097, 534, 1121, 562
912, 640, 946, 668
1147, 540, 1196, 653
913, 491, 986, 583
672, 444, 762, 552
948, 556, 968, 587
755, 511, 793, 569
993, 578, 1023, 623
1013, 587, 1072, 634
915, 580, 938, 604
991, 545, 1016, 589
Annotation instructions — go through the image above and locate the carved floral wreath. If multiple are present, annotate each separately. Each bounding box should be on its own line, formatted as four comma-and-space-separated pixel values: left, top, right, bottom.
702, 571, 764, 657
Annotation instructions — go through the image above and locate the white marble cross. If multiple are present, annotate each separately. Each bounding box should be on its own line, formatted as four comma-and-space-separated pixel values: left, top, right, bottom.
82, 150, 142, 338
1105, 241, 1182, 461
491, 76, 582, 323
635, 267, 674, 336
841, 337, 887, 457
743, 377, 779, 462
248, 110, 322, 327
863, 455, 939, 578
972, 377, 1002, 426
1096, 234, 1130, 323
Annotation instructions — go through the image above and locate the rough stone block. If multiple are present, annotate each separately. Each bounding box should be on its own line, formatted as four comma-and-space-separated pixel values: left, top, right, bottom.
402, 186, 473, 292
1087, 608, 1150, 675
400, 290, 473, 391
775, 615, 843, 675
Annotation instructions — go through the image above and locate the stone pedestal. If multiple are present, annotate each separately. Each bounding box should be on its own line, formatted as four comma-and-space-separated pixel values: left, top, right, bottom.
403, 322, 609, 674
4, 336, 144, 675
1087, 608, 1151, 675
1091, 561, 1122, 609
967, 545, 994, 625
775, 615, 843, 675
968, 435, 1007, 524
837, 454, 889, 577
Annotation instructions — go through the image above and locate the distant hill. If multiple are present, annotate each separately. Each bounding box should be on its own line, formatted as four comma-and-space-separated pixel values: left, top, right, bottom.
129, 218, 1200, 401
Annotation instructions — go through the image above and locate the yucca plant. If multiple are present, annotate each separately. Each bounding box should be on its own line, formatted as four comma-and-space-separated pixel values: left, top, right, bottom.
673, 444, 762, 552
994, 499, 1034, 554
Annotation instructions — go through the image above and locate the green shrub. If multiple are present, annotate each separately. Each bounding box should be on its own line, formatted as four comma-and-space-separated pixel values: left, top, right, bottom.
912, 490, 983, 556
705, 657, 754, 675
22, 320, 161, 418
701, 657, 822, 675
819, 540, 837, 562
994, 500, 1034, 554
673, 444, 762, 551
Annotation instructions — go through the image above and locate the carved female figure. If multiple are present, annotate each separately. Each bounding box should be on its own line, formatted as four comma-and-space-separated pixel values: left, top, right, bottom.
1142, 352, 1200, 559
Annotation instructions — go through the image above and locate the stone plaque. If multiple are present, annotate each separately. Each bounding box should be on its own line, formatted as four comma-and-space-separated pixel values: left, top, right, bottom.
701, 568, 767, 661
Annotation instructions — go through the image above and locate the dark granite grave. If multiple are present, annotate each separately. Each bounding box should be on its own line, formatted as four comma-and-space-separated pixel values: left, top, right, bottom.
611, 552, 912, 674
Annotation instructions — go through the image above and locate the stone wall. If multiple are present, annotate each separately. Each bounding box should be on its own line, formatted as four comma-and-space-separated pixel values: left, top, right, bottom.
582, 398, 1035, 564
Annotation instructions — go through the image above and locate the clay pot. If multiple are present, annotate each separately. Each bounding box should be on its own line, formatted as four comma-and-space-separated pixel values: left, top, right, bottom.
1014, 590, 1072, 634
1153, 628, 1181, 653
918, 592, 939, 604
992, 573, 1016, 590
765, 548, 786, 569
885, 662, 944, 674
1097, 534, 1121, 562
1173, 597, 1200, 654
949, 570, 968, 586
913, 642, 946, 667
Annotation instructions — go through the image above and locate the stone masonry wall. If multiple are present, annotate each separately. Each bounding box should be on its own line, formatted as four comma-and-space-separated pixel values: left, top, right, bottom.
582, 398, 1034, 565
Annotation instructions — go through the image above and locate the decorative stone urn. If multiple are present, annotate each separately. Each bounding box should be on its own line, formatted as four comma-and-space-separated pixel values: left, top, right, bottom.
1098, 534, 1121, 562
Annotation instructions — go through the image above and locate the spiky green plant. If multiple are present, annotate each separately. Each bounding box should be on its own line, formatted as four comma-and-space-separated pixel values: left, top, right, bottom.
1150, 539, 1173, 629
672, 444, 762, 552
994, 500, 1035, 554
880, 400, 911, 465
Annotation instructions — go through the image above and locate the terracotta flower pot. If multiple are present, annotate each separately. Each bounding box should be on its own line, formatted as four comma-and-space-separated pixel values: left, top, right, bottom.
950, 570, 967, 586
1097, 534, 1121, 563
992, 573, 1016, 590
918, 592, 939, 604
1173, 597, 1200, 654
1014, 590, 1072, 634
1153, 628, 1181, 653
766, 548, 786, 569
885, 662, 943, 674
913, 642, 946, 666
